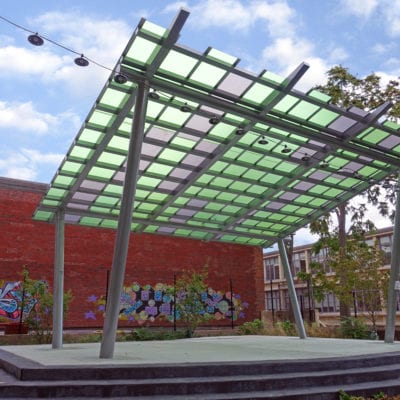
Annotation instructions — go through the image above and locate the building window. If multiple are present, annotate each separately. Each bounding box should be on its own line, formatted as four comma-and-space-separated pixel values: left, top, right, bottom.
265, 290, 281, 311
353, 289, 382, 313
315, 292, 340, 313
378, 234, 392, 265
280, 287, 313, 312
310, 248, 332, 274
292, 251, 306, 275
264, 256, 280, 281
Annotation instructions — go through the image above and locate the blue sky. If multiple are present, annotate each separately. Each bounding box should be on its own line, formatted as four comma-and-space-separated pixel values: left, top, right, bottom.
0, 0, 398, 243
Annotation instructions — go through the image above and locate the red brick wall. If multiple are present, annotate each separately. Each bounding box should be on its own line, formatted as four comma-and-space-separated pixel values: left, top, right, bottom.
0, 179, 265, 329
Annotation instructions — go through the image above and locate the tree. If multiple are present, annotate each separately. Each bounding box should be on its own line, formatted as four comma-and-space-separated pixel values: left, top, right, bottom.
302, 231, 388, 331
171, 269, 211, 337
309, 66, 400, 318
21, 266, 73, 343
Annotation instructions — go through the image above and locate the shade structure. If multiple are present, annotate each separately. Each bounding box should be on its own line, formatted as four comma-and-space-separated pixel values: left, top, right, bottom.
33, 9, 400, 249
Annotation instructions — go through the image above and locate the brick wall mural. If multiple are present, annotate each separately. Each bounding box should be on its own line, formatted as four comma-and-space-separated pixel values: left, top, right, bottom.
85, 282, 248, 325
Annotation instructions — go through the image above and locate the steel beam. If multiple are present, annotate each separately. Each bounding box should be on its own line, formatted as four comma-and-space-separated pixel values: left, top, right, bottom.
52, 209, 65, 349
385, 174, 400, 343
278, 239, 307, 339
99, 81, 149, 358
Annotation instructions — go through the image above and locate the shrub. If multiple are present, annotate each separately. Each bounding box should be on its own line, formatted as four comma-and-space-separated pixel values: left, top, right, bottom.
21, 266, 73, 344
340, 317, 369, 339
279, 320, 297, 336
237, 319, 264, 335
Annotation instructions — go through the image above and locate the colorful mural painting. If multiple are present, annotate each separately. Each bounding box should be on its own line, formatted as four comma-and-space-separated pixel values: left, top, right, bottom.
0, 280, 38, 321
85, 282, 248, 325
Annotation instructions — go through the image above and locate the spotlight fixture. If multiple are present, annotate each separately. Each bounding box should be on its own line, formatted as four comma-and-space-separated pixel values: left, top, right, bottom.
301, 153, 310, 162
209, 116, 220, 125
235, 128, 246, 136
281, 145, 291, 154
28, 33, 44, 46
114, 73, 128, 84
258, 136, 268, 145
149, 90, 160, 100
74, 54, 89, 67
320, 161, 329, 168
180, 103, 191, 112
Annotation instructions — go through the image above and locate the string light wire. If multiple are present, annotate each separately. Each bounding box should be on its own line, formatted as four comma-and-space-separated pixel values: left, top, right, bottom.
0, 14, 115, 72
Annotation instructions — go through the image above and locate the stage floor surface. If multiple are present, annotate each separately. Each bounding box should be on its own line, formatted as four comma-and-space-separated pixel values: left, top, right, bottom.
2, 335, 400, 366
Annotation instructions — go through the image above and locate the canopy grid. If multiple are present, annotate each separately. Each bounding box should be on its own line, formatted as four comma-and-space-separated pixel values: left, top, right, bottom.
33, 9, 400, 248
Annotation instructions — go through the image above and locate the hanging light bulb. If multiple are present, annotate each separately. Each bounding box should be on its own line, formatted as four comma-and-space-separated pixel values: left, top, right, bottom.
180, 103, 191, 112
281, 145, 291, 154
74, 54, 89, 67
301, 153, 310, 162
209, 116, 220, 125
149, 90, 160, 99
114, 73, 128, 84
258, 136, 268, 145
320, 161, 329, 168
27, 33, 44, 46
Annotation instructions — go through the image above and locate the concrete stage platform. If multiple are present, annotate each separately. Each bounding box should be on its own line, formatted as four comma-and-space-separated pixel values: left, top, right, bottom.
1, 336, 400, 399
1, 335, 400, 365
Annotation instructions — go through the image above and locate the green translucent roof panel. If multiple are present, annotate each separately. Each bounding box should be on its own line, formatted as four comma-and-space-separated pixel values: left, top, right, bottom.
33, 9, 400, 248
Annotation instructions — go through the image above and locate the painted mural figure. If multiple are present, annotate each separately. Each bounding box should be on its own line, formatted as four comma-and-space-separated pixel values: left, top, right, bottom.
86, 282, 247, 325
0, 281, 38, 320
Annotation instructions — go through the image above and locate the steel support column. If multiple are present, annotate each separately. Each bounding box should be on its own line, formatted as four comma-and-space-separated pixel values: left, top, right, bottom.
100, 81, 148, 358
278, 239, 307, 339
52, 209, 65, 349
385, 174, 400, 343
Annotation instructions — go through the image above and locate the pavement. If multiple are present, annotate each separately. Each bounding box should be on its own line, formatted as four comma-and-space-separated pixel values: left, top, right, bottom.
2, 335, 400, 366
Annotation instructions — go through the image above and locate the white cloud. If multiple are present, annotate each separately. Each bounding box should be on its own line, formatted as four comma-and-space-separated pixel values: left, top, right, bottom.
0, 46, 66, 76
0, 101, 58, 134
293, 227, 319, 246
252, 1, 295, 38
163, 1, 189, 14
0, 148, 63, 181
184, 0, 295, 34
328, 47, 349, 63
0, 101, 81, 135
382, 1, 400, 37
261, 37, 330, 90
339, 0, 400, 38
372, 43, 392, 54
339, 0, 378, 19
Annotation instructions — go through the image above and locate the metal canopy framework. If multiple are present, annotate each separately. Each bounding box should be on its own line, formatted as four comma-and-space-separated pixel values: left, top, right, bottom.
33, 10, 400, 249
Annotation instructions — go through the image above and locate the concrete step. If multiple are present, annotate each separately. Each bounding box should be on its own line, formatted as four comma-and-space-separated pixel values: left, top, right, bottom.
1, 363, 400, 398
6, 352, 400, 381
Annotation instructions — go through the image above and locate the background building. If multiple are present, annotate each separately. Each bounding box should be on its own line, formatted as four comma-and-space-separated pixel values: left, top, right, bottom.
263, 228, 395, 327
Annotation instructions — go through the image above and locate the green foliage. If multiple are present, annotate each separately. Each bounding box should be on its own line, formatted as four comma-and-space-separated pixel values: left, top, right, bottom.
338, 390, 364, 400
307, 232, 388, 330
128, 328, 186, 341
21, 266, 73, 343
338, 390, 387, 400
278, 320, 297, 336
310, 65, 400, 319
237, 319, 264, 335
167, 269, 212, 338
340, 317, 369, 339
